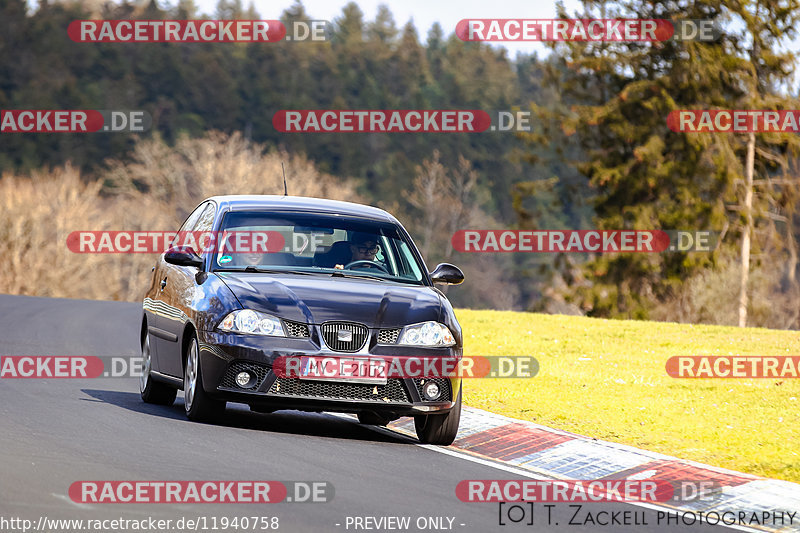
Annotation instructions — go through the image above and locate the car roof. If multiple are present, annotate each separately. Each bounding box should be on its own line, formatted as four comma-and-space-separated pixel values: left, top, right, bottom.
207, 195, 397, 223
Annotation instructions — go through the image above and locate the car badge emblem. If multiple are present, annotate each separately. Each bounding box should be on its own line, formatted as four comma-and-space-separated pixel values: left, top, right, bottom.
337, 330, 353, 342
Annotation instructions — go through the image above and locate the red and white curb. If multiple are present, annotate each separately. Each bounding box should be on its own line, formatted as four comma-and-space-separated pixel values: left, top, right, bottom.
377, 406, 800, 532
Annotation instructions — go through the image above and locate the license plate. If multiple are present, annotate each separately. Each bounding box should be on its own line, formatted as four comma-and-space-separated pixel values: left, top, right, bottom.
299, 356, 388, 385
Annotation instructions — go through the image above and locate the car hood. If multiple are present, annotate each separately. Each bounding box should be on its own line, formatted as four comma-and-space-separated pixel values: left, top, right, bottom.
216, 272, 442, 328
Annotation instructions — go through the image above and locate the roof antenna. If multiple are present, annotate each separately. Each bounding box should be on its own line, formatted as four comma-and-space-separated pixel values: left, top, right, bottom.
281, 162, 288, 196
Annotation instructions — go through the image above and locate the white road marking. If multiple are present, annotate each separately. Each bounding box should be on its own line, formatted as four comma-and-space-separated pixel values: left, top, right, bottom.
52, 493, 95, 510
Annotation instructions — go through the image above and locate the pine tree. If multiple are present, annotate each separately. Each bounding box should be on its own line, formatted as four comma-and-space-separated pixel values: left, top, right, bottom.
516, 0, 799, 320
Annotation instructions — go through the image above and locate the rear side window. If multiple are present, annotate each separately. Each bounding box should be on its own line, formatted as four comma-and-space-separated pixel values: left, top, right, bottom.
193, 203, 216, 253
170, 201, 215, 252
174, 202, 207, 236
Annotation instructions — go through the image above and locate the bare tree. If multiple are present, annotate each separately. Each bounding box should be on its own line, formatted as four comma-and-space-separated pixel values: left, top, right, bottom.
739, 132, 755, 327
0, 132, 359, 302
407, 150, 450, 260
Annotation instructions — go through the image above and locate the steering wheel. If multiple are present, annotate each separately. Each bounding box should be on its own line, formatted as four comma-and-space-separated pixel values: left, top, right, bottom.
344, 260, 390, 274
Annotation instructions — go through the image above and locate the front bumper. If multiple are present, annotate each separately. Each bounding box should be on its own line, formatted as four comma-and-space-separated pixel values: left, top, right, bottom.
197, 330, 462, 417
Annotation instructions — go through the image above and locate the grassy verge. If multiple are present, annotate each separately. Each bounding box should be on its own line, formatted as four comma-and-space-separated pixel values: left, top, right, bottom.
456, 309, 800, 483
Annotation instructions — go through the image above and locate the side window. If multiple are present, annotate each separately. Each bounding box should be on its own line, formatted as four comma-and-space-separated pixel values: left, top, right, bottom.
195, 204, 215, 232
397, 241, 423, 281
178, 203, 207, 232
171, 202, 208, 247
193, 204, 216, 253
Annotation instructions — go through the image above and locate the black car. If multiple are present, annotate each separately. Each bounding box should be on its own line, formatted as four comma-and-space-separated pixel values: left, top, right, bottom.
139, 195, 465, 445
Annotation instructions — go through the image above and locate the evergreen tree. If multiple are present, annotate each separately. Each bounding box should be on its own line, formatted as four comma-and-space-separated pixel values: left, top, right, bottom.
516, 0, 800, 321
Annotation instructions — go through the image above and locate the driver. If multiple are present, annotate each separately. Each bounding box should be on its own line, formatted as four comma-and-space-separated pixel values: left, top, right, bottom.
329, 233, 380, 269
348, 233, 379, 264
315, 232, 381, 269
236, 252, 264, 266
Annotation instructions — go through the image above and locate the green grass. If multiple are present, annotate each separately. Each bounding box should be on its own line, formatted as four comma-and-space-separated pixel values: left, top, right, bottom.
456, 309, 800, 483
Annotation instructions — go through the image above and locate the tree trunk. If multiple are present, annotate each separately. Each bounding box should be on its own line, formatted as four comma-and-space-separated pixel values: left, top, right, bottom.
739, 132, 755, 327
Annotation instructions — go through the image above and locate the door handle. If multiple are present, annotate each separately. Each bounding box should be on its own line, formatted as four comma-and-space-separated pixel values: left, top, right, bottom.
160, 277, 167, 290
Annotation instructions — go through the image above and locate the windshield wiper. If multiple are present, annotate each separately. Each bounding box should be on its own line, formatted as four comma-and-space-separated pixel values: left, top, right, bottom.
242, 266, 316, 275
214, 266, 314, 275
330, 270, 386, 282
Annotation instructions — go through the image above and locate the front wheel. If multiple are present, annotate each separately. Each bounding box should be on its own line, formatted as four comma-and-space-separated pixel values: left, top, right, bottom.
414, 389, 461, 445
140, 335, 177, 405
184, 336, 225, 421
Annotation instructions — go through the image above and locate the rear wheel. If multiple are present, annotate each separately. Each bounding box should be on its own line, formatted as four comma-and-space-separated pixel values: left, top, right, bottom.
414, 389, 461, 445
184, 336, 225, 421
139, 335, 177, 405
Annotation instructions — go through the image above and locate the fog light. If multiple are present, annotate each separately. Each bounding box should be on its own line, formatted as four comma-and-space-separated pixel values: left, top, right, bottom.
236, 371, 255, 388
422, 381, 440, 400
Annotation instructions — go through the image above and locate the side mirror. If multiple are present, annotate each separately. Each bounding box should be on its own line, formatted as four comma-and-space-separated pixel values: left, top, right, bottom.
430, 263, 464, 285
164, 246, 204, 269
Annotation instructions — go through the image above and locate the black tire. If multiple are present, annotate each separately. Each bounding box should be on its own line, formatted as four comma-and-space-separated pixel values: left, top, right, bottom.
357, 411, 391, 426
414, 389, 461, 445
183, 336, 225, 422
140, 335, 177, 405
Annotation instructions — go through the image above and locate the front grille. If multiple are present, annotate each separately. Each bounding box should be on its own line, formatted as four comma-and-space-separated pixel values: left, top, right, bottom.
269, 377, 410, 403
377, 328, 401, 344
284, 320, 310, 338
321, 322, 368, 352
219, 361, 271, 390
414, 377, 452, 402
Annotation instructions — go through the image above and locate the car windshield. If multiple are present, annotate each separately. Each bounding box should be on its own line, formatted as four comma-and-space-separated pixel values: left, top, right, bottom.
211, 211, 426, 285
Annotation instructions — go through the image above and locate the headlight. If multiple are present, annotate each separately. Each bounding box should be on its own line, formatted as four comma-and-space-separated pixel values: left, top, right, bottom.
218, 310, 285, 336
397, 321, 455, 347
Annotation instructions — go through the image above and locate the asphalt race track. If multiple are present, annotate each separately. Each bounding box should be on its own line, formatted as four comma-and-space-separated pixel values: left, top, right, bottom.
0, 294, 729, 533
